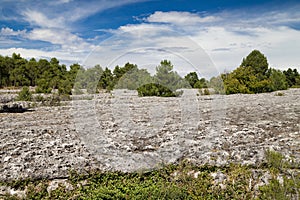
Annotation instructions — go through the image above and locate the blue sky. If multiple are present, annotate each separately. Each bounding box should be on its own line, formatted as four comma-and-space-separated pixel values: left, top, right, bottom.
1, 0, 300, 77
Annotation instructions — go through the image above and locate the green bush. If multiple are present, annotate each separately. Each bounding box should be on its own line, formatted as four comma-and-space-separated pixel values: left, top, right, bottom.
265, 150, 287, 172
17, 86, 32, 101
35, 86, 52, 94
137, 83, 178, 97
259, 177, 300, 200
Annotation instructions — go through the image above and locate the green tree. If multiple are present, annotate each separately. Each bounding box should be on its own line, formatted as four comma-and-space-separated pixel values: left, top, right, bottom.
58, 79, 72, 95
26, 58, 38, 86
184, 72, 199, 88
98, 67, 114, 90
10, 53, 29, 86
283, 68, 300, 87
268, 68, 288, 91
115, 66, 152, 90
68, 63, 82, 85
241, 50, 269, 79
154, 60, 189, 91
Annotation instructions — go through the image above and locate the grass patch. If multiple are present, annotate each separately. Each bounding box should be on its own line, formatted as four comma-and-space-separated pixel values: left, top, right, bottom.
1, 155, 299, 199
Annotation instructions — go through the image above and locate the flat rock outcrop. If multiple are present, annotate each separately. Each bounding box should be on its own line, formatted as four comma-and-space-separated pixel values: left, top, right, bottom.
0, 89, 299, 181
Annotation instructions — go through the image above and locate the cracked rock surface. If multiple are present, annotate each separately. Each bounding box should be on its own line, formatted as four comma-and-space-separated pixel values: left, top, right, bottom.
0, 89, 299, 181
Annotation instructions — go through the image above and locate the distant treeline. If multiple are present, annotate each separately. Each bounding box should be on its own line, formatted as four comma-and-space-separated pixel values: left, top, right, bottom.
0, 50, 299, 96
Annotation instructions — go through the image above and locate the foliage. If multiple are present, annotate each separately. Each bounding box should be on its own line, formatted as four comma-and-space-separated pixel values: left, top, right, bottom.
283, 68, 300, 87
1, 158, 299, 200
115, 64, 153, 90
154, 60, 190, 91
184, 72, 207, 89
259, 177, 300, 200
259, 150, 300, 199
241, 49, 269, 78
217, 50, 291, 94
137, 83, 178, 97
0, 52, 298, 97
269, 68, 288, 91
208, 76, 225, 94
17, 86, 32, 101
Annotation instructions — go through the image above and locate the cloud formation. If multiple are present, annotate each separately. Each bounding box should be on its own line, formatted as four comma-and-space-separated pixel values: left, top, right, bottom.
0, 1, 299, 76
146, 11, 220, 25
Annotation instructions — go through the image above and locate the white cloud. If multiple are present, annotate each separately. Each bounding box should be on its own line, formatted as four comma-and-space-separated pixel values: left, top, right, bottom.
146, 11, 219, 26
22, 10, 65, 29
1, 27, 26, 36
191, 25, 300, 71
1, 3, 300, 75
26, 28, 94, 51
131, 10, 300, 72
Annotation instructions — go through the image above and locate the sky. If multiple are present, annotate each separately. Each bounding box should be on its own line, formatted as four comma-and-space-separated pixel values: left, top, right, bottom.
1, 0, 300, 77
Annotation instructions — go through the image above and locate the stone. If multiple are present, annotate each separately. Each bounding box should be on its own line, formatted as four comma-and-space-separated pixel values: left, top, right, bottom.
0, 89, 299, 181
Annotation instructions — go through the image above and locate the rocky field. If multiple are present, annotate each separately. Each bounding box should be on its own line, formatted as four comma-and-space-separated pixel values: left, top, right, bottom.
0, 89, 299, 182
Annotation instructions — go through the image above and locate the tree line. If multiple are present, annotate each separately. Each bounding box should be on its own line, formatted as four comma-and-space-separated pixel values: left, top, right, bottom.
0, 50, 299, 97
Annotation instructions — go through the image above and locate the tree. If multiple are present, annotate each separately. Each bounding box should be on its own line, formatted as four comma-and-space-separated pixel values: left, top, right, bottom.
184, 72, 199, 88
154, 60, 189, 91
209, 76, 225, 94
98, 67, 114, 90
220, 50, 285, 94
241, 50, 269, 79
26, 58, 38, 86
269, 68, 288, 91
10, 53, 29, 86
115, 66, 152, 90
283, 68, 300, 87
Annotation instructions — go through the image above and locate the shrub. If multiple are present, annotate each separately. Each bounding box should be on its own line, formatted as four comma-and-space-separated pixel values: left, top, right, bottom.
137, 83, 178, 97
265, 150, 287, 171
17, 86, 32, 101
35, 86, 52, 94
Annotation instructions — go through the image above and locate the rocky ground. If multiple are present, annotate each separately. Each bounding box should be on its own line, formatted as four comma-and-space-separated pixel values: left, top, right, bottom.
0, 89, 299, 182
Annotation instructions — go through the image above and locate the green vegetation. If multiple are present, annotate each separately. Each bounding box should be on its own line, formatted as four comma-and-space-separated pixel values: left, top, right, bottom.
210, 50, 300, 94
259, 150, 300, 200
137, 83, 178, 97
1, 151, 299, 199
0, 50, 299, 97
137, 60, 189, 97
184, 71, 208, 89
17, 86, 32, 101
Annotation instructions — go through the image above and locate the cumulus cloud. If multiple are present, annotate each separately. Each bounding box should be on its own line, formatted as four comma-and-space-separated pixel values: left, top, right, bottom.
26, 28, 94, 51
1, 27, 26, 36
127, 10, 300, 72
1, 1, 300, 75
